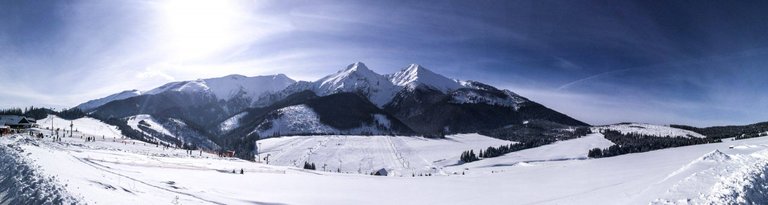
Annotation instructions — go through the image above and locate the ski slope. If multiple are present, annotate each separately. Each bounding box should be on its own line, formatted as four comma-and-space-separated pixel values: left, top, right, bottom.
38, 115, 125, 139
257, 133, 513, 176
3, 129, 768, 204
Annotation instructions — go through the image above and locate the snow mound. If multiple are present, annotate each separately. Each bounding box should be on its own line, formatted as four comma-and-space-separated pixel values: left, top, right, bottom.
0, 136, 80, 204
701, 150, 731, 162
595, 123, 706, 138
654, 150, 768, 204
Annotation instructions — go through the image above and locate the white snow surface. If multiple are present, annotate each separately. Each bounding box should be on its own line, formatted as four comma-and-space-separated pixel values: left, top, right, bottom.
257, 133, 513, 176
38, 115, 125, 139
387, 64, 461, 93
450, 133, 614, 169
77, 89, 142, 111
145, 74, 295, 101
595, 123, 707, 138
3, 129, 768, 204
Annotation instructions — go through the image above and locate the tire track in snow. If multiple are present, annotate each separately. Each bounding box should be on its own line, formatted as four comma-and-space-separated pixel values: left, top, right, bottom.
71, 154, 226, 205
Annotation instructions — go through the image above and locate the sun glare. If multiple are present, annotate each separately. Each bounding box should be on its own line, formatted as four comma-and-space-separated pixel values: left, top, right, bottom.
158, 0, 245, 60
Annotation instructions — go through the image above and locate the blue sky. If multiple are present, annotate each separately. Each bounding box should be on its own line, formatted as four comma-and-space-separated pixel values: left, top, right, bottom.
1, 0, 767, 126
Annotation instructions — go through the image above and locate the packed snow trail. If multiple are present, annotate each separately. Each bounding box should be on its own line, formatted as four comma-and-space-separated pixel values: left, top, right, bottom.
0, 135, 80, 205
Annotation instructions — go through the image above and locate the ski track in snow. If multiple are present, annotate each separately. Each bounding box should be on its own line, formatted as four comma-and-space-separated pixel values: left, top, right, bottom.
258, 134, 513, 175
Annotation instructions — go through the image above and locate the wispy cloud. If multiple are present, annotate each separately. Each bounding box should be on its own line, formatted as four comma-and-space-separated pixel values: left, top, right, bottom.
2, 0, 768, 126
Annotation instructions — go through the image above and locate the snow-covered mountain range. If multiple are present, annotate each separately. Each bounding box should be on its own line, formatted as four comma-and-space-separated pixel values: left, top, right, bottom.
79, 62, 586, 159
77, 89, 142, 111
78, 74, 295, 112
143, 74, 295, 102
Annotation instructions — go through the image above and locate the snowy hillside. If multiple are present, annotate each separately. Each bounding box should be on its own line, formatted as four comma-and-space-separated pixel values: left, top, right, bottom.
254, 105, 338, 137
127, 114, 175, 138
595, 123, 707, 138
218, 112, 247, 133
450, 81, 529, 108
77, 89, 142, 111
38, 115, 125, 139
256, 133, 513, 176
253, 104, 395, 137
126, 114, 219, 149
387, 64, 461, 93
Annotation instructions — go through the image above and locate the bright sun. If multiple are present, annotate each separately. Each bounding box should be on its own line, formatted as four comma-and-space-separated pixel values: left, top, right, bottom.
158, 0, 245, 60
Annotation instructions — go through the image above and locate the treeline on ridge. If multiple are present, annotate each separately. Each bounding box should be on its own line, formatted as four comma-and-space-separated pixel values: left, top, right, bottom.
588, 129, 720, 158
671, 122, 768, 140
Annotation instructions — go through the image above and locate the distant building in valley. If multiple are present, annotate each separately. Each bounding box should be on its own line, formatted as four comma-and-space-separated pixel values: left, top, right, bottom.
0, 115, 38, 129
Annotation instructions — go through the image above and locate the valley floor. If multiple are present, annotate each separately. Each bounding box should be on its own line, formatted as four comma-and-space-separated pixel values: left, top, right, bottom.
2, 131, 768, 204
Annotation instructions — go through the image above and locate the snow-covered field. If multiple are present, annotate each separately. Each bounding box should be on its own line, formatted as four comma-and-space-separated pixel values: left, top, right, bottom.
447, 133, 614, 170
257, 133, 513, 176
3, 127, 768, 204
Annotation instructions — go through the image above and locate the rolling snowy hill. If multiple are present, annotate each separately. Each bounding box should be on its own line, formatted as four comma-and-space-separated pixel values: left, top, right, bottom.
595, 123, 706, 138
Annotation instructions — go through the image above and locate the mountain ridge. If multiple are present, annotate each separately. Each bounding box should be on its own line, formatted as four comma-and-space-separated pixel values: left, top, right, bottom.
80, 62, 588, 159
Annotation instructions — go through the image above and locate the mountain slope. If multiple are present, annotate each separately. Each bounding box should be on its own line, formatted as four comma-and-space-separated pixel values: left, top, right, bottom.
77, 90, 142, 112
312, 62, 398, 107
248, 93, 414, 138
84, 74, 294, 116
145, 74, 295, 102
81, 62, 588, 160
387, 64, 461, 93
384, 80, 588, 135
